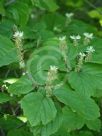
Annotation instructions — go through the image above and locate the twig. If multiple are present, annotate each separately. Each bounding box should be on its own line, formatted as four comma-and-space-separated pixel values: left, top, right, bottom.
84, 0, 102, 15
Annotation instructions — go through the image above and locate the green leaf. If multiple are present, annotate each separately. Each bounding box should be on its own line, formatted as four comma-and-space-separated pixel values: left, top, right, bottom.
21, 92, 57, 126
8, 75, 34, 95
52, 127, 70, 136
90, 38, 102, 64
0, 0, 5, 16
0, 115, 23, 131
86, 118, 101, 132
27, 46, 66, 85
42, 13, 65, 30
7, 1, 31, 26
0, 35, 17, 67
68, 71, 95, 97
67, 19, 97, 35
68, 63, 102, 97
0, 19, 14, 38
41, 105, 63, 136
34, 0, 59, 12
77, 131, 94, 136
62, 106, 84, 131
66, 0, 83, 8
53, 86, 100, 120
88, 8, 102, 20
7, 129, 33, 136
0, 93, 11, 103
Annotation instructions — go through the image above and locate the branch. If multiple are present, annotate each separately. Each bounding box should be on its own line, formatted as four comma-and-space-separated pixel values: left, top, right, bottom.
84, 0, 102, 15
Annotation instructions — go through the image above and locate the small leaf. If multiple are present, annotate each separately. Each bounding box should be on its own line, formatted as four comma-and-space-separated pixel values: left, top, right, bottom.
86, 118, 101, 132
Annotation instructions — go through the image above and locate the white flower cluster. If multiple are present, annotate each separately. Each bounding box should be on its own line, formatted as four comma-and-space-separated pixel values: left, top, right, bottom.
65, 12, 74, 18
69, 32, 94, 46
83, 32, 93, 39
59, 36, 66, 42
86, 46, 95, 53
78, 46, 95, 58
79, 52, 86, 58
83, 32, 93, 45
70, 35, 81, 40
13, 31, 23, 40
76, 45, 95, 71
50, 65, 58, 73
45, 65, 58, 97
47, 65, 58, 82
70, 35, 81, 46
13, 31, 25, 69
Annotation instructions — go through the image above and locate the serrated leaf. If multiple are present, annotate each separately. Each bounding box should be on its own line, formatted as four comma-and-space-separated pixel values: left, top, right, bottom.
0, 35, 17, 67
53, 86, 100, 120
21, 92, 57, 126
7, 1, 31, 26
68, 63, 102, 97
8, 75, 34, 95
86, 118, 101, 131
62, 106, 84, 131
41, 106, 63, 136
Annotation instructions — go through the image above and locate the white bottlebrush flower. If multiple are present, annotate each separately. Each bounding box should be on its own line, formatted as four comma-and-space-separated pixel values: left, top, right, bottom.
13, 31, 23, 39
50, 65, 58, 73
70, 35, 81, 40
86, 46, 95, 53
83, 32, 93, 39
59, 36, 66, 41
75, 52, 86, 72
79, 52, 86, 57
65, 12, 74, 18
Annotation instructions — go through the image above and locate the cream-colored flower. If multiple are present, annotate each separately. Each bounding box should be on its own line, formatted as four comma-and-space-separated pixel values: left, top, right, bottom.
59, 36, 66, 41
13, 31, 23, 39
50, 65, 58, 73
65, 12, 74, 18
83, 32, 93, 39
86, 46, 95, 53
79, 52, 86, 57
70, 35, 81, 40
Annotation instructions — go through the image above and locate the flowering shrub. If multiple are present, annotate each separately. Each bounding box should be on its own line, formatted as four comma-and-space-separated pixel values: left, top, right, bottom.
0, 0, 102, 136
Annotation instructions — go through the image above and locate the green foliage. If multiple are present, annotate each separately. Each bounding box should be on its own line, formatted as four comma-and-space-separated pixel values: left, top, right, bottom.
0, 92, 11, 103
0, 35, 17, 67
21, 92, 57, 126
0, 0, 102, 136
